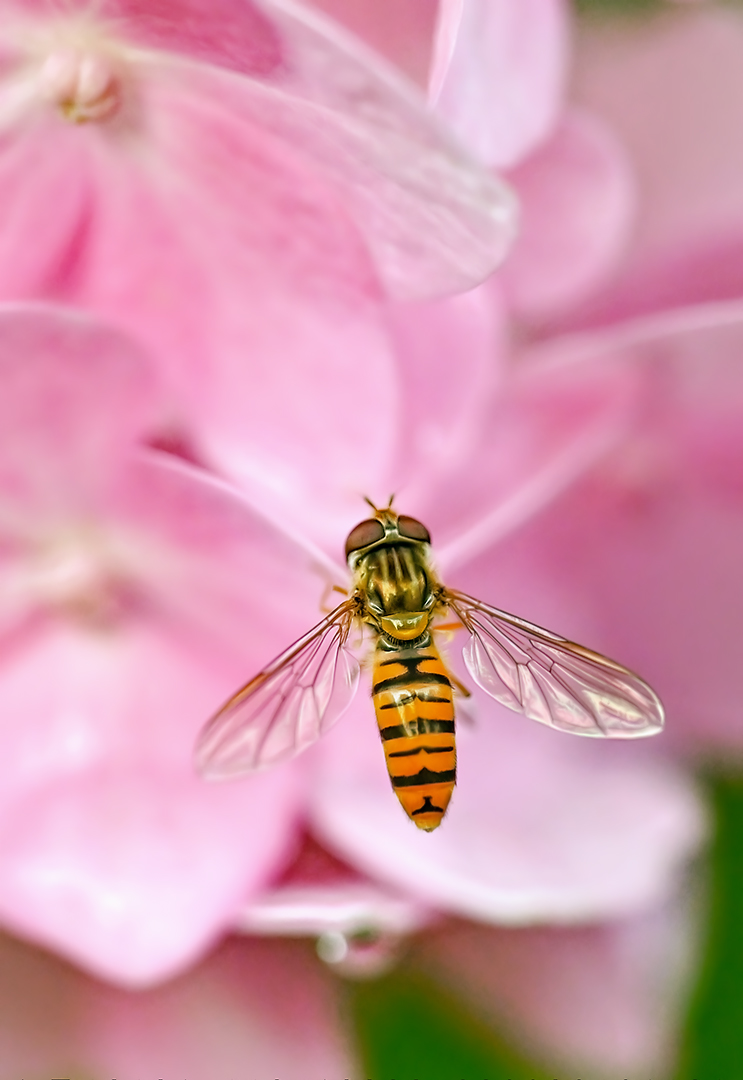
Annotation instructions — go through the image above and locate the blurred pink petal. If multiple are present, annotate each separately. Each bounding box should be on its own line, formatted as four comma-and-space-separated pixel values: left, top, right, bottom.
422, 339, 639, 570
109, 452, 344, 662
573, 9, 743, 271
501, 110, 635, 319
302, 0, 436, 87
432, 0, 569, 167
0, 931, 355, 1078
424, 894, 695, 1077
94, 0, 285, 74
486, 307, 743, 753
0, 304, 158, 519
384, 284, 506, 500
86, 936, 357, 1076
566, 9, 743, 327
0, 128, 90, 296
308, 692, 704, 923
0, 761, 299, 985
240, 881, 427, 939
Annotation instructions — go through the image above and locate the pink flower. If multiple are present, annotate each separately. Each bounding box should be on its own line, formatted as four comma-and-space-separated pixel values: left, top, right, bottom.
0, 0, 516, 539
0, 296, 703, 991
0, 2, 718, 1075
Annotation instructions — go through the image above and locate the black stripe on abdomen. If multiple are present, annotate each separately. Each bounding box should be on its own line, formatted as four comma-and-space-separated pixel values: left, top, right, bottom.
387, 745, 451, 758
391, 767, 457, 788
380, 719, 455, 741
373, 667, 451, 693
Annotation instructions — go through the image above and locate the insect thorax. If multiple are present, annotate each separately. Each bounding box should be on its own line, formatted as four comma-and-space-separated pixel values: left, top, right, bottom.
354, 542, 436, 621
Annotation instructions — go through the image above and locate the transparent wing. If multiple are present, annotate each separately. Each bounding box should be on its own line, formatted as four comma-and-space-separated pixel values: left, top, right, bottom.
443, 590, 664, 738
195, 600, 361, 778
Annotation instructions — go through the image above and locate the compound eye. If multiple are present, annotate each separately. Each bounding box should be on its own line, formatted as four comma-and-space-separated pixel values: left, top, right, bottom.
397, 515, 431, 543
345, 518, 385, 558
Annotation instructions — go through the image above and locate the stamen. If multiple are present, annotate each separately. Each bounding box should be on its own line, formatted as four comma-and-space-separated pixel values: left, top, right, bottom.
38, 46, 121, 123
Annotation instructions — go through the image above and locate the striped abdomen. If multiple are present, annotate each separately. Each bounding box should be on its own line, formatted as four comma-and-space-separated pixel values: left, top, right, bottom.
372, 641, 456, 832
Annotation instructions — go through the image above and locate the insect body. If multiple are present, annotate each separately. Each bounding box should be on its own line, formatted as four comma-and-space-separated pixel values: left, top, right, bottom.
352, 517, 457, 830
195, 505, 664, 832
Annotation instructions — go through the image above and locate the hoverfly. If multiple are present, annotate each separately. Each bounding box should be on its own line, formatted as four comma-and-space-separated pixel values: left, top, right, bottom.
195, 502, 664, 831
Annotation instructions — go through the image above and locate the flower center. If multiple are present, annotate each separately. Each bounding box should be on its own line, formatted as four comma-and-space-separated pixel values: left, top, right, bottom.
16, 529, 130, 627
37, 46, 121, 123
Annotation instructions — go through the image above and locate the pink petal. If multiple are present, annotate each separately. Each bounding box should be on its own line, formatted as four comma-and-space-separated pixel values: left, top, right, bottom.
301, 0, 437, 87
432, 0, 569, 167
483, 307, 743, 752
103, 0, 285, 76
308, 694, 704, 923
501, 110, 635, 319
565, 10, 743, 326
0, 303, 159, 524
424, 895, 694, 1076
0, 440, 367, 982
0, 932, 355, 1077
85, 937, 356, 1074
239, 881, 427, 937
43, 110, 389, 549
141, 50, 516, 301
421, 338, 639, 571
40, 63, 499, 548
0, 615, 303, 983
573, 9, 743, 273
110, 452, 345, 664
384, 283, 507, 502
0, 124, 91, 296
0, 763, 300, 985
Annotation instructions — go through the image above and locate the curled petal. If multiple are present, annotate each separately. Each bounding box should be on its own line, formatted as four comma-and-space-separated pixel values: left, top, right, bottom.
142, 43, 517, 300
239, 880, 429, 939
432, 0, 569, 167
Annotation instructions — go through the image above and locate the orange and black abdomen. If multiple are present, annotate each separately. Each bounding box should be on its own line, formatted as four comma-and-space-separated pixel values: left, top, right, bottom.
372, 642, 456, 831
